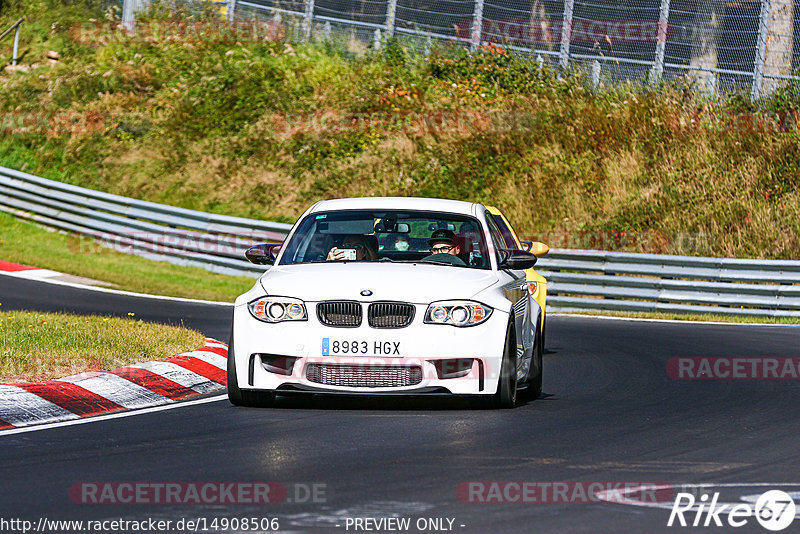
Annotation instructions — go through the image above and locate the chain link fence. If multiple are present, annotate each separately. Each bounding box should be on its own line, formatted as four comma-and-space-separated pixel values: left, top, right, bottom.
123, 0, 799, 98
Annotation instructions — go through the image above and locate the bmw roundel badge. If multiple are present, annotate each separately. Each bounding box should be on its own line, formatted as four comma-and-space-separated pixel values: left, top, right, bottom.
360, 290, 373, 296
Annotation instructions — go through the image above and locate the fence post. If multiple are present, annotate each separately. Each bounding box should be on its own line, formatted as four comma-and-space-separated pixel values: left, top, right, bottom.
591, 59, 600, 89
471, 0, 484, 52
12, 24, 20, 66
386, 0, 397, 38
559, 0, 574, 69
227, 0, 237, 23
374, 28, 382, 51
324, 21, 332, 41
652, 0, 670, 81
706, 72, 716, 95
122, 0, 136, 34
303, 0, 315, 42
751, 0, 771, 101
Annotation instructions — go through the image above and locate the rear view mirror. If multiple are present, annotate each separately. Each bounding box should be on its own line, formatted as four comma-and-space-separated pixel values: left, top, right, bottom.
375, 221, 411, 233
498, 249, 538, 270
529, 242, 550, 257
246, 243, 282, 265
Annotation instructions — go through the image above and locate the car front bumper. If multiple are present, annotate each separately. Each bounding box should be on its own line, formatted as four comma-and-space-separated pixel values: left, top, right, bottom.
231, 302, 509, 396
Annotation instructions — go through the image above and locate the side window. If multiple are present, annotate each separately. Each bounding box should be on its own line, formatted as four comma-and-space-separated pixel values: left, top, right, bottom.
491, 214, 518, 249
484, 212, 507, 264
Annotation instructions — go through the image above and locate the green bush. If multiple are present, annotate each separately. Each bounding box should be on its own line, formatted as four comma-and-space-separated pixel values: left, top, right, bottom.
1, 0, 799, 258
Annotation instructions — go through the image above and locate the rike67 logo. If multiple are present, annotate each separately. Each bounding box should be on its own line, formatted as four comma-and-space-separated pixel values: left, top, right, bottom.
668, 490, 796, 531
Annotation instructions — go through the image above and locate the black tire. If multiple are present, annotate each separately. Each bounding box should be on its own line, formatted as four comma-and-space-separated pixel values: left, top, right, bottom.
491, 321, 518, 409
521, 319, 543, 400
226, 336, 246, 406
227, 331, 275, 407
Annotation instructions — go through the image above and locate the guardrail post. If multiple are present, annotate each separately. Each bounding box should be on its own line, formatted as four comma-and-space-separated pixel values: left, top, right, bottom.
324, 21, 331, 41
652, 0, 670, 81
385, 0, 397, 38
559, 0, 574, 69
471, 0, 484, 52
227, 0, 237, 23
12, 23, 20, 66
374, 28, 382, 51
303, 0, 315, 42
751, 0, 771, 101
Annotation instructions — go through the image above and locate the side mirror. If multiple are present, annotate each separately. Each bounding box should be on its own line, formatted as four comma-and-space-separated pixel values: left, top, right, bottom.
498, 249, 538, 270
530, 242, 550, 257
245, 243, 282, 265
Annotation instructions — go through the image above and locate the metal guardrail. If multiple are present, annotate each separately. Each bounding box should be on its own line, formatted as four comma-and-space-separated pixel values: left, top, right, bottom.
0, 165, 291, 277
2, 165, 799, 316
537, 250, 800, 317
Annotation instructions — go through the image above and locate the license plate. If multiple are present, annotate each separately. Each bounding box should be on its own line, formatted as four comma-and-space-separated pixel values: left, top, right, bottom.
322, 338, 401, 356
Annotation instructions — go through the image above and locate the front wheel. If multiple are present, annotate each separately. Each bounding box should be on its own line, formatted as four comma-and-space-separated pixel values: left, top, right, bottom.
227, 333, 275, 407
491, 322, 518, 409
521, 319, 543, 400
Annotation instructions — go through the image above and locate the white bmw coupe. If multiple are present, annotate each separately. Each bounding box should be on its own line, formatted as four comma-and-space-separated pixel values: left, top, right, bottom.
228, 197, 543, 408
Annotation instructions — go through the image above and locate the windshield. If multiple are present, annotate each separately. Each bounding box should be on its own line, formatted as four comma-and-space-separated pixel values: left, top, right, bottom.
279, 210, 491, 269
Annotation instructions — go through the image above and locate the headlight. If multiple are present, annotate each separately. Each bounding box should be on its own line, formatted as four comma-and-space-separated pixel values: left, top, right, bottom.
424, 301, 492, 327
249, 297, 308, 323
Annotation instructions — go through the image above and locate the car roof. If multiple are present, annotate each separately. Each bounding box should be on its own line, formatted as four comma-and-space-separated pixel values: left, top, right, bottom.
310, 197, 483, 217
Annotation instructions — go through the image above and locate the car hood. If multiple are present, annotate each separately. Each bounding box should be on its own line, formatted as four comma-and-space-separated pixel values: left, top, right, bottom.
259, 262, 498, 304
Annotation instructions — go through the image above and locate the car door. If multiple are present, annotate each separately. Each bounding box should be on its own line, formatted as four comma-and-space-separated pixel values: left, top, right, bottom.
484, 211, 534, 382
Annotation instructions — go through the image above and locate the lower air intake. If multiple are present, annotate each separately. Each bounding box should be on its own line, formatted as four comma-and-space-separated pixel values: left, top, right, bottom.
306, 363, 423, 388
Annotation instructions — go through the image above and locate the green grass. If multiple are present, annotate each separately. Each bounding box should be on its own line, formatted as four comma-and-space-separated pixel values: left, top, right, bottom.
2, 0, 800, 260
0, 308, 205, 382
0, 211, 255, 301
555, 310, 800, 325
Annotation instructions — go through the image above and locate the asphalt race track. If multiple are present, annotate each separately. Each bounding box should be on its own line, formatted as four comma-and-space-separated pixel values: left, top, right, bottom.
0, 276, 232, 341
1, 275, 800, 533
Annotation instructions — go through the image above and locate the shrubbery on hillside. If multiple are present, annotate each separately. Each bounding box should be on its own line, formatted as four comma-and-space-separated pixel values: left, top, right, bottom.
1, 0, 799, 257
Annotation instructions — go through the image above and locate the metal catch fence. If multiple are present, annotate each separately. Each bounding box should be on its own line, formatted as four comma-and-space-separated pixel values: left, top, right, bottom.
117, 0, 800, 99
